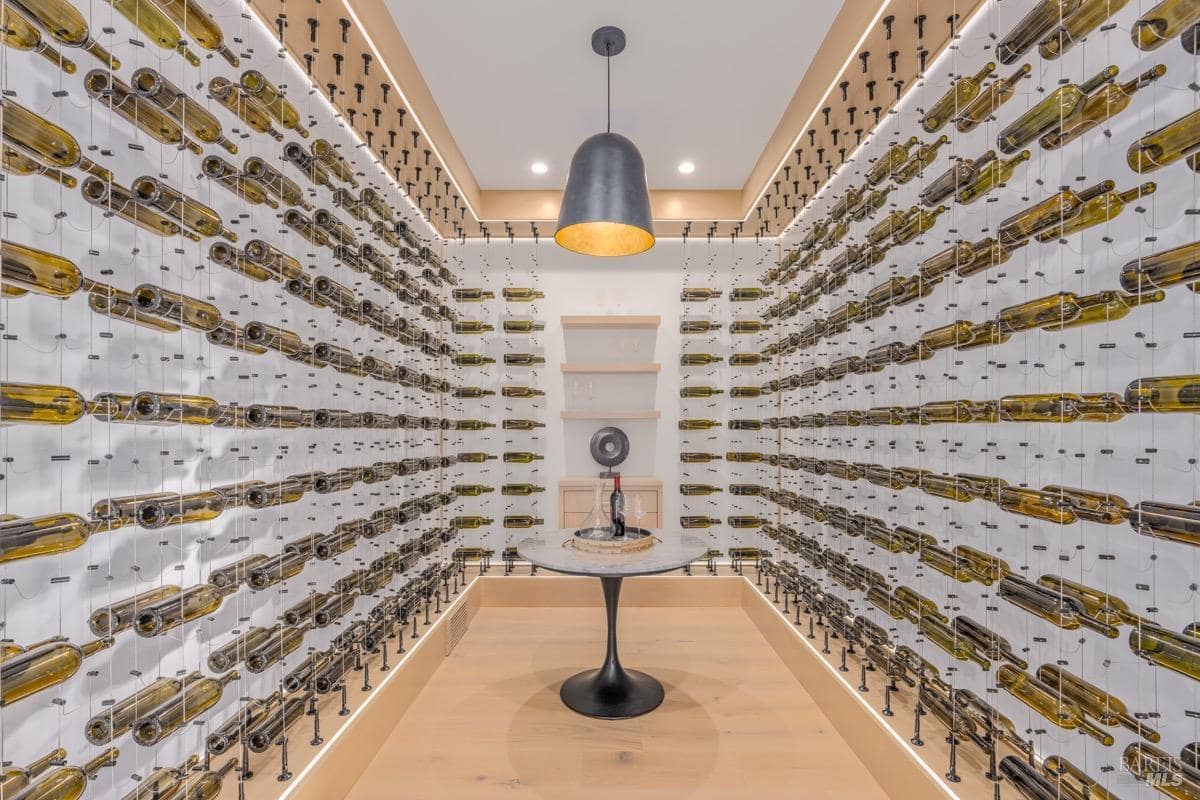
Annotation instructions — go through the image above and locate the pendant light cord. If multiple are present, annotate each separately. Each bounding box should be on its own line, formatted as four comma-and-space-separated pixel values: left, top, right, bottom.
606, 42, 612, 133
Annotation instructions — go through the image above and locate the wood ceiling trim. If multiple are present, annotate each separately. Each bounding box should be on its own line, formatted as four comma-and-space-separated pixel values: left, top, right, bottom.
248, 0, 986, 239
739, 0, 892, 212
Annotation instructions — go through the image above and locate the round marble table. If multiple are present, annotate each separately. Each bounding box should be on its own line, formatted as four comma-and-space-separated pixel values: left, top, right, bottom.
518, 532, 708, 719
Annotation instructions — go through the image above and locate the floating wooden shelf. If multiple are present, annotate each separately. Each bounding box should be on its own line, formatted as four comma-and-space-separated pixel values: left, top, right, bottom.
560, 315, 661, 329
560, 362, 661, 374
560, 410, 661, 420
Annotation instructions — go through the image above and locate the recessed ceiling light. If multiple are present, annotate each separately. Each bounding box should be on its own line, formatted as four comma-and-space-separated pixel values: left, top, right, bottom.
530, 161, 548, 175
677, 161, 696, 175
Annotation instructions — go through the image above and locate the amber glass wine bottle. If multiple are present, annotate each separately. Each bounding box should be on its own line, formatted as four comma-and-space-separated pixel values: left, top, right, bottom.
996, 665, 1114, 744
997, 65, 1118, 153
133, 671, 239, 745
866, 136, 920, 185
1128, 106, 1200, 172
240, 70, 307, 136
1, 97, 110, 180
921, 62, 995, 133
1036, 664, 1160, 741
85, 671, 201, 743
8, 0, 119, 66
83, 71, 202, 155
954, 64, 1031, 133
0, 5, 76, 72
1040, 0, 1130, 59
208, 78, 282, 140
0, 747, 67, 796
0, 637, 112, 705
997, 0, 1084, 63
1132, 0, 1200, 49
82, 177, 194, 240
1044, 65, 1166, 150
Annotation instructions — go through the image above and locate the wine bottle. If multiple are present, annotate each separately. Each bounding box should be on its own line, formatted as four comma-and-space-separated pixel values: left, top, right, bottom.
502, 452, 543, 463
207, 695, 279, 756
892, 205, 946, 246
1046, 65, 1166, 150
682, 353, 727, 368
208, 555, 271, 589
456, 452, 496, 463
1037, 664, 1160, 741
955, 65, 1032, 133
14, 748, 119, 800
953, 615, 1028, 669
0, 748, 67, 796
0, 510, 106, 563
917, 615, 992, 669
1131, 106, 1200, 174
998, 0, 1084, 63
920, 154, 993, 207
1124, 743, 1200, 798
1129, 500, 1200, 546
894, 586, 948, 623
245, 624, 311, 672
999, 575, 1117, 636
8, 0, 119, 67
132, 67, 235, 153
242, 160, 308, 214
1040, 0, 1130, 58
892, 136, 949, 184
310, 139, 358, 187
1133, 0, 1200, 49
1041, 756, 1118, 800
1124, 373, 1200, 412
1, 145, 76, 187
133, 670, 238, 745
504, 515, 545, 530
85, 671, 202, 743
997, 664, 1114, 744
176, 758, 237, 800
680, 287, 720, 302
0, 637, 112, 705
133, 583, 236, 637
83, 70, 204, 155
955, 150, 1031, 205
201, 158, 277, 210
0, 97, 110, 180
997, 65, 1118, 153
1130, 622, 1200, 681
239, 70, 307, 137
451, 516, 494, 529
1, 380, 91, 424
998, 755, 1064, 799
866, 136, 920, 185
921, 62, 995, 133
503, 353, 544, 366
246, 693, 311, 752
680, 319, 720, 334
208, 78, 282, 141
1036, 181, 1156, 242
680, 452, 720, 463
82, 177, 196, 241
0, 5, 76, 72
88, 586, 181, 638
680, 516, 720, 529
503, 320, 545, 333
453, 288, 494, 302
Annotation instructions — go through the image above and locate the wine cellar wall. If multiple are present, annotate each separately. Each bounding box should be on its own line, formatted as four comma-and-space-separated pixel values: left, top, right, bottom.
763, 1, 1200, 796
0, 1, 470, 799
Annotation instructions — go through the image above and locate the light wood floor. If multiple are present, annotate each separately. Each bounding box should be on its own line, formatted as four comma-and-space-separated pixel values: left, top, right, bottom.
344, 603, 891, 800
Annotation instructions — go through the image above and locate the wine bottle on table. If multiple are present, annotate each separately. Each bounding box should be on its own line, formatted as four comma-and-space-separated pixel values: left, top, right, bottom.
610, 474, 626, 537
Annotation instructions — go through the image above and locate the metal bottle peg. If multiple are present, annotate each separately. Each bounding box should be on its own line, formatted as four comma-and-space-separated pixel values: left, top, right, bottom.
240, 739, 253, 780
311, 704, 324, 746
839, 646, 849, 672
380, 636, 391, 672
808, 617, 816, 639
946, 736, 961, 783
277, 736, 292, 782
822, 629, 831, 655
339, 682, 351, 716
910, 702, 925, 746
361, 660, 372, 692
859, 662, 869, 692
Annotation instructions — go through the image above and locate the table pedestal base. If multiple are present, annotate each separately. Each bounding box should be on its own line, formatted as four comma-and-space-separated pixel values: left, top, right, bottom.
560, 576, 665, 719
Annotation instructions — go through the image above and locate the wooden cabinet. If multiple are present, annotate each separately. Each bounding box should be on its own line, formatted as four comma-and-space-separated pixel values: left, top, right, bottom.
558, 477, 662, 530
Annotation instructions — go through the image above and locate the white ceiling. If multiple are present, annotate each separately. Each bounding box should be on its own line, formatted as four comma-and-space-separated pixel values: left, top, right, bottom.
385, 0, 845, 191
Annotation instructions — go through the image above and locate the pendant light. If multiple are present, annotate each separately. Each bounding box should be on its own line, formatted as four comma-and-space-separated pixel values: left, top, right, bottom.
555, 26, 655, 257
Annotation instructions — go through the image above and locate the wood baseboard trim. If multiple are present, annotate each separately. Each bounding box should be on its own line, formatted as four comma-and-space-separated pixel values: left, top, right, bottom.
739, 580, 962, 800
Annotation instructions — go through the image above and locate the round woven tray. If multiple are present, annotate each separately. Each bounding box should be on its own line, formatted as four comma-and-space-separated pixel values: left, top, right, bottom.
570, 526, 655, 554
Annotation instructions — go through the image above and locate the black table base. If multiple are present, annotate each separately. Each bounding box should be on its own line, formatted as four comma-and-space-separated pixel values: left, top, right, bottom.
559, 576, 665, 719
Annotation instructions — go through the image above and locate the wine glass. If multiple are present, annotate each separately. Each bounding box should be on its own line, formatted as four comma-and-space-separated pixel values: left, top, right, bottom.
629, 494, 646, 533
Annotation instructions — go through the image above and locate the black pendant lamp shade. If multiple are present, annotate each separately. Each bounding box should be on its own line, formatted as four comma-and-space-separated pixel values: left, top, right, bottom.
555, 132, 654, 257
555, 26, 655, 257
